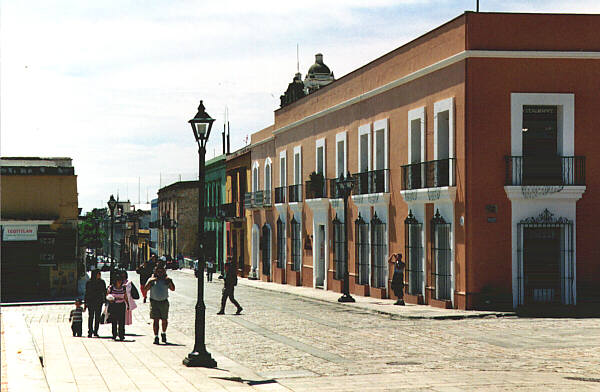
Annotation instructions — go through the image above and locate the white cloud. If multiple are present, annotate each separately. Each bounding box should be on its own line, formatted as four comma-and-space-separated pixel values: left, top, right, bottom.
2, 0, 598, 211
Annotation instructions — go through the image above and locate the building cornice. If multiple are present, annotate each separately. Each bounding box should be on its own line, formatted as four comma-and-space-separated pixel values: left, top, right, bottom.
266, 50, 600, 139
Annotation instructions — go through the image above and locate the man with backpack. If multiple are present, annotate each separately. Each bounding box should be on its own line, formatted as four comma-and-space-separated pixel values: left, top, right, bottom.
217, 257, 243, 315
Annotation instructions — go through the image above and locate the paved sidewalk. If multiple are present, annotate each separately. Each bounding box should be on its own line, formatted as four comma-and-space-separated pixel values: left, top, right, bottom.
1, 306, 289, 392
180, 269, 514, 319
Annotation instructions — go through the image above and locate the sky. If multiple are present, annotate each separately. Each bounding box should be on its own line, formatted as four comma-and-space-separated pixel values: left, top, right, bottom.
2, 0, 599, 213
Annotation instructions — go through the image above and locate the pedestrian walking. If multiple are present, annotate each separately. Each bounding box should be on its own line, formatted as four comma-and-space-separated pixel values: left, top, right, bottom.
84, 269, 106, 337
389, 253, 406, 306
206, 259, 215, 282
69, 299, 84, 337
121, 271, 138, 326
136, 255, 155, 303
217, 257, 243, 315
144, 265, 175, 344
107, 275, 129, 340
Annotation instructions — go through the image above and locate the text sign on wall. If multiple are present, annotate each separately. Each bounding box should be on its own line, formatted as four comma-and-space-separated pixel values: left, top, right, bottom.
3, 225, 38, 241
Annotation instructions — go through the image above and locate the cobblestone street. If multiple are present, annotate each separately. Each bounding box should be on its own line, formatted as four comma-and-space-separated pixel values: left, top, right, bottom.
7, 270, 600, 390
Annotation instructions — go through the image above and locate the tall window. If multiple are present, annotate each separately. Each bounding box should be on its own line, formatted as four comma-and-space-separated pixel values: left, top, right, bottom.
291, 216, 301, 271
316, 145, 324, 175
404, 211, 423, 295
280, 154, 287, 187
355, 214, 369, 285
431, 210, 451, 300
252, 162, 259, 193
333, 214, 345, 280
370, 213, 386, 289
276, 217, 285, 268
261, 224, 271, 276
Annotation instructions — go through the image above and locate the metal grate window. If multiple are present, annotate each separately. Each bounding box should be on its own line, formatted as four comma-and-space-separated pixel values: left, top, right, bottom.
276, 217, 286, 269
370, 213, 386, 289
404, 211, 423, 296
291, 216, 302, 271
431, 210, 451, 301
261, 224, 271, 276
355, 214, 369, 285
333, 214, 346, 280
517, 209, 574, 306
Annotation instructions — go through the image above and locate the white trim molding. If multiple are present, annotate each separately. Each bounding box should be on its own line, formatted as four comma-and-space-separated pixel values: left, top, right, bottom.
268, 51, 600, 140
264, 157, 272, 193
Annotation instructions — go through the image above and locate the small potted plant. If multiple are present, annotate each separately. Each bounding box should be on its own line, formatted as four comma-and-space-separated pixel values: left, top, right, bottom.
308, 171, 325, 198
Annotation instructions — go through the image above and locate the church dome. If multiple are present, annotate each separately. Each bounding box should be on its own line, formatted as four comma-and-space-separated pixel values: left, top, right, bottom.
307, 53, 332, 76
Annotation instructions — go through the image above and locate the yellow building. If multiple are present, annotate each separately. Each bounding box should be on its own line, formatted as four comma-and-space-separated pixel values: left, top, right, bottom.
1, 157, 79, 300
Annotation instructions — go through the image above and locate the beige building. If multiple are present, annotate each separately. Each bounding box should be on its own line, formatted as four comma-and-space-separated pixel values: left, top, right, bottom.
157, 181, 200, 259
1, 157, 79, 300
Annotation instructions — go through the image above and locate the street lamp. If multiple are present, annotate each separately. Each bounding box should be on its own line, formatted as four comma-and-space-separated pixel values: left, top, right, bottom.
107, 195, 117, 283
337, 172, 356, 303
183, 100, 217, 368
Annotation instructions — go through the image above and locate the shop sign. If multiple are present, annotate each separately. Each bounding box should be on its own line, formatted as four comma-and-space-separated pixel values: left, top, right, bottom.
3, 225, 38, 241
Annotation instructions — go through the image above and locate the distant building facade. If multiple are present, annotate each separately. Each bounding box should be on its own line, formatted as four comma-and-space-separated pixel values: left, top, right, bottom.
1, 157, 79, 300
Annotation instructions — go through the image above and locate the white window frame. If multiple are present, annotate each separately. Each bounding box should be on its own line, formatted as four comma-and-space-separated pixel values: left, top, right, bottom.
264, 157, 272, 192
407, 107, 426, 164
279, 150, 287, 188
373, 118, 389, 191
510, 93, 574, 156
293, 145, 302, 185
434, 97, 455, 186
315, 137, 326, 176
335, 131, 348, 178
252, 161, 260, 193
358, 123, 372, 173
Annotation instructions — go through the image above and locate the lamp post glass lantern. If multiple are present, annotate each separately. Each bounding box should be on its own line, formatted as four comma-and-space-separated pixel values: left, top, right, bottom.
337, 172, 356, 303
183, 100, 217, 368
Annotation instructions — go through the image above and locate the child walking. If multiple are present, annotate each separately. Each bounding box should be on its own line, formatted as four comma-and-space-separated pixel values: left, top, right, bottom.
69, 299, 84, 337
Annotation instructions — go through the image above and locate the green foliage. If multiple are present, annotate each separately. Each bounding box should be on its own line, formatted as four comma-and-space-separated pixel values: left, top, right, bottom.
79, 209, 107, 249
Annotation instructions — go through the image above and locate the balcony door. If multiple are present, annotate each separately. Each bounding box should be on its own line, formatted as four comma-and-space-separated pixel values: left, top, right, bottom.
522, 105, 561, 184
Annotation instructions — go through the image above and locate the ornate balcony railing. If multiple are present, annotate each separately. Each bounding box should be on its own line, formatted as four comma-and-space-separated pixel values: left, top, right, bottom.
274, 186, 287, 204
263, 189, 272, 207
244, 191, 265, 209
329, 178, 342, 199
401, 158, 455, 190
352, 169, 389, 195
288, 184, 303, 203
505, 156, 585, 186
305, 180, 327, 199
221, 202, 236, 219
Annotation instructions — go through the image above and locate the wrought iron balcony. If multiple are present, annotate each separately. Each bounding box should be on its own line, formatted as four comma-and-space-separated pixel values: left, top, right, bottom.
243, 193, 253, 209
221, 202, 236, 219
274, 186, 287, 204
352, 169, 390, 195
401, 158, 455, 190
328, 178, 342, 199
305, 179, 328, 199
288, 184, 303, 203
505, 155, 585, 186
263, 189, 272, 207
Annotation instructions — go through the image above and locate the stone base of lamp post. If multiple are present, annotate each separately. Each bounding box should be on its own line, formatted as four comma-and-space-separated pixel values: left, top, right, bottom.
337, 271, 355, 302
182, 351, 217, 368
338, 294, 356, 303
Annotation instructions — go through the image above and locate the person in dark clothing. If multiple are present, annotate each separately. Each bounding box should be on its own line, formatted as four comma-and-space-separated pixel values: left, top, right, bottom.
390, 253, 406, 306
217, 257, 243, 315
136, 255, 155, 303
84, 269, 107, 337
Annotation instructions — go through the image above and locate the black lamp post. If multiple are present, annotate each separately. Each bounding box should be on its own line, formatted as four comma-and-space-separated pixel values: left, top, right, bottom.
107, 195, 117, 283
337, 172, 356, 303
183, 100, 217, 368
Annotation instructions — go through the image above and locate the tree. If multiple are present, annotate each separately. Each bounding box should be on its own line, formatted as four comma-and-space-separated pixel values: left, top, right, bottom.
79, 209, 107, 251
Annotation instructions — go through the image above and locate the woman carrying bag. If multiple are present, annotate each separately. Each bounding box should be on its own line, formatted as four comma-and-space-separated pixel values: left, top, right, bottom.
106, 273, 129, 340
121, 270, 138, 326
